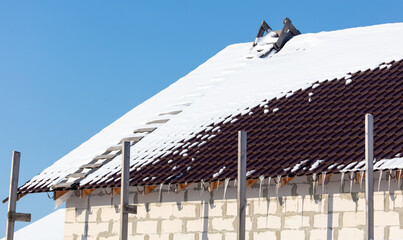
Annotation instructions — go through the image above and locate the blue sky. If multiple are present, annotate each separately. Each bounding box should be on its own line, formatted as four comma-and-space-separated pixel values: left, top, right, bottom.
0, 0, 402, 236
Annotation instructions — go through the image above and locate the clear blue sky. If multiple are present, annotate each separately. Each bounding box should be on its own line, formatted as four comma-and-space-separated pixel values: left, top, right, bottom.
0, 0, 402, 236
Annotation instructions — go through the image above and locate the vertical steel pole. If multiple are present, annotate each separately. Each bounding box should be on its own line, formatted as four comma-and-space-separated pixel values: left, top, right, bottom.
365, 114, 374, 240
120, 141, 130, 240
237, 131, 247, 240
5, 151, 21, 240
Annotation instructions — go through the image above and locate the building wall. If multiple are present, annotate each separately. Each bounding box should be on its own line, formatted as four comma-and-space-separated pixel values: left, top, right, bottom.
64, 173, 403, 240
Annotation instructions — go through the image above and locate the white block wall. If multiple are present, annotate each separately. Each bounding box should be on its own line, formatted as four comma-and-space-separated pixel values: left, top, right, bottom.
64, 173, 403, 240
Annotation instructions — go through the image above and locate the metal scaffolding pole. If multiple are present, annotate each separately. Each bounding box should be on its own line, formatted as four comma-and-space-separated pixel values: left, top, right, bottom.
365, 114, 374, 240
5, 151, 31, 240
237, 131, 247, 240
120, 141, 130, 240
119, 141, 137, 240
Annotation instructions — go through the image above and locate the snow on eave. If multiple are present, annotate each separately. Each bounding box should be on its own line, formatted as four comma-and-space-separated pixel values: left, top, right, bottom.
339, 157, 403, 173
282, 157, 403, 178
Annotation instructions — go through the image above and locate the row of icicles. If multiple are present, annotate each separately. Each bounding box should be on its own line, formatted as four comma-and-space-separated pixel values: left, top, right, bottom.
152, 170, 402, 202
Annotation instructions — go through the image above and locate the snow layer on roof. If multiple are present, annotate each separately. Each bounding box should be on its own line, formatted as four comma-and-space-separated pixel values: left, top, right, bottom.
0, 209, 65, 240
23, 22, 403, 190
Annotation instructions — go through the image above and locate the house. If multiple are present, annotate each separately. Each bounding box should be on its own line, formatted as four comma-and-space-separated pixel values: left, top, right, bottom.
15, 20, 403, 240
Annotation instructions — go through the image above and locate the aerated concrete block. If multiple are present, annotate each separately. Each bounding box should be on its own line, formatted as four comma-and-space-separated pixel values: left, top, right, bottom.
136, 220, 159, 234
161, 219, 182, 233
66, 195, 88, 209
225, 200, 238, 216
342, 211, 365, 227
172, 203, 197, 218
149, 203, 173, 219
309, 229, 328, 240
204, 201, 224, 217
389, 226, 403, 239
65, 208, 76, 223
374, 211, 400, 226
280, 229, 305, 240
253, 231, 277, 239
172, 233, 198, 240
284, 215, 310, 229
337, 227, 364, 240
186, 218, 204, 232
212, 217, 234, 231
256, 215, 281, 229
86, 222, 110, 237
313, 213, 339, 228
332, 195, 357, 212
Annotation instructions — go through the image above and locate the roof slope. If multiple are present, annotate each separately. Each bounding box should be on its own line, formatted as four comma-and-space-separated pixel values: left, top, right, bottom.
20, 22, 403, 193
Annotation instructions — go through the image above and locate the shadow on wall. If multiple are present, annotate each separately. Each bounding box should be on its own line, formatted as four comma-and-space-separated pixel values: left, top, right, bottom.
81, 196, 90, 240
202, 200, 209, 240
327, 194, 333, 240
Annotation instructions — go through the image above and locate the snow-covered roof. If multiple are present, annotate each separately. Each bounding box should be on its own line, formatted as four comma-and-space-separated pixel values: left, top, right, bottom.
19, 22, 403, 194
0, 209, 65, 240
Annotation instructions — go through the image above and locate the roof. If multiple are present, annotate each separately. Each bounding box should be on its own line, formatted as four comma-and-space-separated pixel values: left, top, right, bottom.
19, 22, 403, 194
0, 209, 64, 240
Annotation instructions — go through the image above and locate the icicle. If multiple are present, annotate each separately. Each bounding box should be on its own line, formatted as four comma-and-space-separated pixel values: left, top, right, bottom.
340, 172, 345, 191
276, 176, 281, 197
312, 173, 317, 195
267, 177, 271, 199
360, 171, 364, 189
378, 170, 383, 192
234, 179, 237, 187
398, 170, 402, 188
259, 175, 265, 200
349, 172, 354, 192
223, 178, 230, 199
321, 172, 327, 194
168, 183, 171, 194
158, 183, 164, 202
388, 170, 392, 192
200, 180, 205, 196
